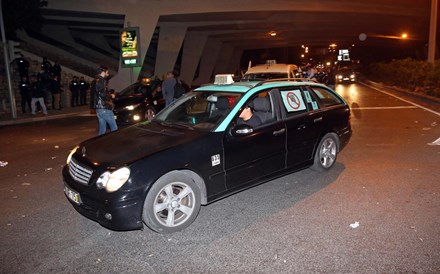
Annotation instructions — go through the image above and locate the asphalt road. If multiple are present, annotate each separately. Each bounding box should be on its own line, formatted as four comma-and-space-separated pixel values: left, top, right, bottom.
1, 82, 439, 273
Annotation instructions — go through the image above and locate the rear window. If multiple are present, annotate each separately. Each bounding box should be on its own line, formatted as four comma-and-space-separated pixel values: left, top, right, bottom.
309, 86, 343, 107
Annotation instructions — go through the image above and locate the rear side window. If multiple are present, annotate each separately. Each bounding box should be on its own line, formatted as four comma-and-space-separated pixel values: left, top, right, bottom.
309, 86, 343, 107
279, 89, 308, 118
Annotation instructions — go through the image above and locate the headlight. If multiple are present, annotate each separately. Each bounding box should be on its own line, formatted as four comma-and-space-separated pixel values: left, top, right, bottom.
350, 74, 355, 78
96, 167, 131, 192
125, 104, 140, 110
67, 146, 79, 165
337, 75, 342, 79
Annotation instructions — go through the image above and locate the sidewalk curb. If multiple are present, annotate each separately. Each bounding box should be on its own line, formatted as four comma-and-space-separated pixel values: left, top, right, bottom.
365, 80, 440, 104
0, 110, 94, 127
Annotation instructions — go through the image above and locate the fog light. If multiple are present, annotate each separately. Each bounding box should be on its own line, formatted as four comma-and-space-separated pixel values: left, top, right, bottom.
104, 213, 112, 220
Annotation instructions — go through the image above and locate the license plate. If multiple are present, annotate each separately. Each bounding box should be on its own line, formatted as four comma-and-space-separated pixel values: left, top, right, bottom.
64, 185, 81, 204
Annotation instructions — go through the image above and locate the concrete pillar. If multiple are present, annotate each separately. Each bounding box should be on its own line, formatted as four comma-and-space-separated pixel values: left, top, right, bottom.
214, 44, 235, 75
227, 48, 244, 76
154, 23, 187, 79
193, 38, 222, 85
180, 31, 208, 86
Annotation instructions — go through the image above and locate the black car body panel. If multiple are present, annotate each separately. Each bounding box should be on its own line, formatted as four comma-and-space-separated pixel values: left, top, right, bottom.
63, 79, 352, 232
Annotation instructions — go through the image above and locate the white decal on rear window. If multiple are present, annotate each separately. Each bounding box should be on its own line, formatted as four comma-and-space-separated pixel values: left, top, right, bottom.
281, 90, 306, 112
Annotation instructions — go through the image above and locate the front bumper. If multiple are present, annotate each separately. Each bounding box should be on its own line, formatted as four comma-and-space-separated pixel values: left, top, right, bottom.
62, 166, 144, 231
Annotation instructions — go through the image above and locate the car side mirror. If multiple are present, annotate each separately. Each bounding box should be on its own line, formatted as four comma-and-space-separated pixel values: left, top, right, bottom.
230, 124, 254, 136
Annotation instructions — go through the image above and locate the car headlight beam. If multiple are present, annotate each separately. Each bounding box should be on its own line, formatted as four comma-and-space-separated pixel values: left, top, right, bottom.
96, 167, 131, 193
125, 104, 140, 110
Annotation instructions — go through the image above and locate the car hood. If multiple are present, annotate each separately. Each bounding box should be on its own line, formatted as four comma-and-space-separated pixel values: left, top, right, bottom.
114, 95, 145, 108
78, 122, 208, 167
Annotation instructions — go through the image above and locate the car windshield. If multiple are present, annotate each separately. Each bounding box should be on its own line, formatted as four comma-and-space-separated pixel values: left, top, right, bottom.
338, 68, 354, 74
153, 90, 241, 131
118, 83, 153, 97
242, 73, 288, 81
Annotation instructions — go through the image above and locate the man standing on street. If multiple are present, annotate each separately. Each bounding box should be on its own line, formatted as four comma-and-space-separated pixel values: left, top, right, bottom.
79, 76, 90, 106
92, 66, 118, 135
162, 71, 176, 106
69, 76, 80, 107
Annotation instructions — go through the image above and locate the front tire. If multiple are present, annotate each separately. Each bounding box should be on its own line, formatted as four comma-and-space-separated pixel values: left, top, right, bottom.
142, 172, 201, 233
144, 107, 156, 121
311, 133, 338, 171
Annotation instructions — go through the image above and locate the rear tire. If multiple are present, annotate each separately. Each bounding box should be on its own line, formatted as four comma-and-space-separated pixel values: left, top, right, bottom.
142, 171, 201, 233
311, 133, 338, 171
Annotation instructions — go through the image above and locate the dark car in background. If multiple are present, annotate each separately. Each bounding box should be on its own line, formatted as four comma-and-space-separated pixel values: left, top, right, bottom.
113, 78, 165, 125
336, 67, 357, 83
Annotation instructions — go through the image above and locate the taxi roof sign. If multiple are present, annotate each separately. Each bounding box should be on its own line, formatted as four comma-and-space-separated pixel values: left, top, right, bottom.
214, 74, 235, 85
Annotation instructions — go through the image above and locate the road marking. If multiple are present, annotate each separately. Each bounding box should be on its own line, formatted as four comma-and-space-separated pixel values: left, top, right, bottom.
361, 82, 440, 117
428, 137, 440, 146
362, 82, 440, 147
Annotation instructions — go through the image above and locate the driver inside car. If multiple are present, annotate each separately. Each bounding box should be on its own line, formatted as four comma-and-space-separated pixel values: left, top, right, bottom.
237, 104, 262, 127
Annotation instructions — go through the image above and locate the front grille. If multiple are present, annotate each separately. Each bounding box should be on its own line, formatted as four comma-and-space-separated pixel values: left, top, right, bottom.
69, 158, 93, 185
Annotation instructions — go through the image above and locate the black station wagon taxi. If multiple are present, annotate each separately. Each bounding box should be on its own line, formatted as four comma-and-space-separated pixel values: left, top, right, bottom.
63, 75, 352, 233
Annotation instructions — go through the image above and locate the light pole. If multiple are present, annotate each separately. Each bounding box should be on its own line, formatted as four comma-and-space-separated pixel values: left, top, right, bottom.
0, 0, 17, 118
428, 0, 438, 62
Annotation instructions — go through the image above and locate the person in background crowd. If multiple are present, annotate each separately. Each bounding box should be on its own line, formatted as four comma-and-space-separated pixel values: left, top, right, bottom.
18, 76, 31, 113
92, 66, 117, 135
306, 65, 317, 82
162, 71, 176, 106
316, 67, 328, 84
52, 61, 62, 79
79, 76, 90, 106
326, 65, 336, 90
69, 76, 80, 107
30, 75, 48, 116
41, 57, 52, 75
50, 75, 63, 110
11, 54, 29, 78
38, 66, 52, 110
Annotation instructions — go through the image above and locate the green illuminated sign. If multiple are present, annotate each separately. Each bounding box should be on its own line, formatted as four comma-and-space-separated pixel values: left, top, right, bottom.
120, 27, 141, 68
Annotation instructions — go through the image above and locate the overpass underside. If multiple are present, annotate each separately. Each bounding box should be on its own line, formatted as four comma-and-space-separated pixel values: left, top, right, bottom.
16, 0, 432, 91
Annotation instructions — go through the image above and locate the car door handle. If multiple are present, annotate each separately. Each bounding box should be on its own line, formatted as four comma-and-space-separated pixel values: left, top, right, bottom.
273, 128, 286, 136
314, 117, 323, 123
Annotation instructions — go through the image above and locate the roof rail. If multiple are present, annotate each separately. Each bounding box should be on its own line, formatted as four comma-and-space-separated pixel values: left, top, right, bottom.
253, 77, 318, 87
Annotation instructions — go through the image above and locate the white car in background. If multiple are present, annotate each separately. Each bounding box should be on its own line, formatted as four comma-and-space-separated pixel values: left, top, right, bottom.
241, 60, 300, 81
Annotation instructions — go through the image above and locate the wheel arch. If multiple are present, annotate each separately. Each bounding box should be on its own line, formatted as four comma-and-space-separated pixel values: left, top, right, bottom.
314, 131, 340, 156
153, 169, 208, 205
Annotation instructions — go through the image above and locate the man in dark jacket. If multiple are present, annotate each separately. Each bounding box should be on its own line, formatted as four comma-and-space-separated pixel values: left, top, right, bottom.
18, 76, 31, 113
79, 76, 89, 106
50, 75, 62, 110
92, 66, 117, 135
69, 76, 80, 107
